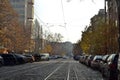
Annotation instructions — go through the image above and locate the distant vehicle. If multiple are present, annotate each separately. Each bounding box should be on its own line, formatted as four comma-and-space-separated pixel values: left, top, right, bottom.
49, 55, 59, 59
40, 53, 50, 61
73, 55, 81, 61
63, 56, 69, 59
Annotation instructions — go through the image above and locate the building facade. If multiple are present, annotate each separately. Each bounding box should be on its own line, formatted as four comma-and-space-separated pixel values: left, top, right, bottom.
90, 9, 105, 30
106, 0, 118, 27
106, 0, 119, 53
9, 0, 34, 30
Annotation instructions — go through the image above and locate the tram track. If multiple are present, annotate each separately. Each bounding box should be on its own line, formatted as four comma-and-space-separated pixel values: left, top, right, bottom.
44, 61, 68, 80
0, 60, 62, 80
0, 59, 104, 80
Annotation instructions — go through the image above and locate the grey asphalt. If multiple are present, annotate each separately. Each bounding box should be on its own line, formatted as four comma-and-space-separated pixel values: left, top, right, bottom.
0, 59, 103, 80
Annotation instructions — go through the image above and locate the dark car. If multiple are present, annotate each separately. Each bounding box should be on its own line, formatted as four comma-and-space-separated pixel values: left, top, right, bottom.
13, 54, 27, 64
73, 55, 81, 61
103, 54, 119, 80
118, 54, 120, 80
23, 54, 35, 63
33, 54, 41, 62
0, 55, 4, 67
82, 55, 89, 65
91, 55, 102, 69
0, 54, 17, 66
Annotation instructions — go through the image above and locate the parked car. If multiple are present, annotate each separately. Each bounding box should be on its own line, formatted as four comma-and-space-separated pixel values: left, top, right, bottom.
13, 54, 27, 64
0, 55, 4, 67
23, 54, 35, 63
79, 56, 84, 64
99, 54, 109, 72
33, 54, 41, 62
73, 55, 81, 61
40, 53, 50, 61
49, 55, 59, 59
0, 54, 17, 66
91, 55, 102, 69
82, 55, 89, 64
86, 55, 95, 67
103, 54, 119, 80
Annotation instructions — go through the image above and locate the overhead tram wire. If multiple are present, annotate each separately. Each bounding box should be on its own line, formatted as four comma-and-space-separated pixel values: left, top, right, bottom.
35, 2, 65, 26
34, 7, 66, 32
34, 9, 47, 26
61, 0, 66, 27
34, 11, 51, 34
35, 0, 69, 41
61, 0, 69, 41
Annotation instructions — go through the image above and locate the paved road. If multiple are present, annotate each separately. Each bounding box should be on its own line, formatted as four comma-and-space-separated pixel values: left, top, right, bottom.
0, 59, 103, 80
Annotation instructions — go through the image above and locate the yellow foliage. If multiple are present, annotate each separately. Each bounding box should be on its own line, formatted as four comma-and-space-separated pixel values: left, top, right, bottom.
41, 45, 52, 53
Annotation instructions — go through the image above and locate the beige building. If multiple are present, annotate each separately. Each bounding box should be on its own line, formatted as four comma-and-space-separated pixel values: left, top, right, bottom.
106, 0, 118, 27
106, 0, 119, 53
90, 9, 105, 30
9, 0, 34, 30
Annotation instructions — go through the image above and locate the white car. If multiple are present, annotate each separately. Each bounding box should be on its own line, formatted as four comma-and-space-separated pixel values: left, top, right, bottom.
40, 53, 50, 61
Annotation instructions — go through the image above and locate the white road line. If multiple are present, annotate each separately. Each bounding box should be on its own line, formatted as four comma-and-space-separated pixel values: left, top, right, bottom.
67, 62, 70, 80
74, 65, 79, 80
44, 62, 65, 80
0, 62, 52, 75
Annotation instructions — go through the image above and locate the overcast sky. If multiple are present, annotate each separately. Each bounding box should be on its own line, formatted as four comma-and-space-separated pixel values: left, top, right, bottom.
34, 0, 104, 43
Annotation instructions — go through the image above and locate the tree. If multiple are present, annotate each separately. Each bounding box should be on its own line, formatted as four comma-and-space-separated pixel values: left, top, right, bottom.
115, 0, 120, 53
0, 0, 29, 53
73, 41, 83, 55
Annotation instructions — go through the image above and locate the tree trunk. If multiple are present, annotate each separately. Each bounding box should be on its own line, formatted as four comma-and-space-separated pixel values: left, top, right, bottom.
116, 0, 120, 53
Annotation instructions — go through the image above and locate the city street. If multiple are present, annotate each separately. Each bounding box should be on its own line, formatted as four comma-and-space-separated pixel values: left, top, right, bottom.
0, 59, 103, 80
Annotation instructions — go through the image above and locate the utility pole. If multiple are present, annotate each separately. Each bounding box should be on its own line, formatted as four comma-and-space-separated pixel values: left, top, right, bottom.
34, 20, 42, 54
37, 24, 40, 53
40, 25, 43, 51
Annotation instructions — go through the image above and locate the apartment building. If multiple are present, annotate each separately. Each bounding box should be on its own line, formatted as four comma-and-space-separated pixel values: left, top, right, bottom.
9, 0, 34, 30
90, 9, 105, 30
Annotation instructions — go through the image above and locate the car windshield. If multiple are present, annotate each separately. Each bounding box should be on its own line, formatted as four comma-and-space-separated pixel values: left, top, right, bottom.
0, 0, 120, 80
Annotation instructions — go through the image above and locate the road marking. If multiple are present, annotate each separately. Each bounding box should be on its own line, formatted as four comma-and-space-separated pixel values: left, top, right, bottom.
0, 61, 61, 80
0, 60, 61, 75
74, 65, 79, 80
67, 62, 70, 80
44, 62, 65, 80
